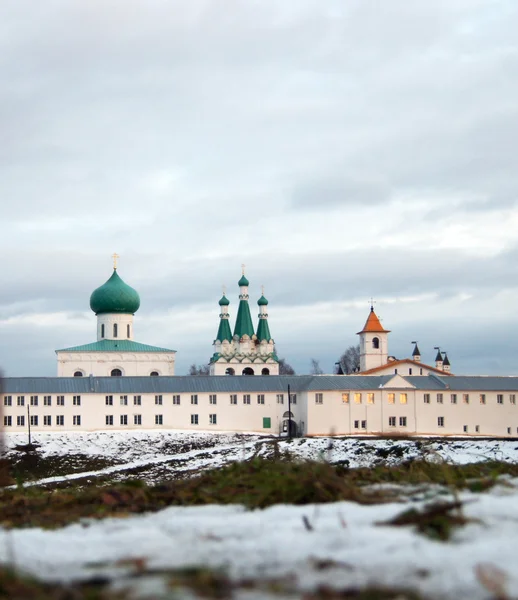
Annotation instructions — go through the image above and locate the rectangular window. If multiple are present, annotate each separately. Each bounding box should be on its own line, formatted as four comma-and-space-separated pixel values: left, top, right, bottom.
361, 420, 367, 429
191, 394, 198, 405
475, 425, 480, 433
30, 415, 38, 426
263, 417, 271, 429
290, 393, 297, 404
511, 394, 516, 405
173, 395, 181, 405
105, 415, 113, 426
451, 394, 457, 404
367, 393, 374, 404
73, 395, 81, 406
73, 415, 81, 426
507, 427, 511, 435
134, 414, 142, 425
105, 395, 113, 406
155, 414, 163, 425
43, 395, 52, 406
57, 395, 65, 406
497, 394, 504, 404
409, 368, 412, 375
43, 415, 52, 426
120, 415, 128, 425
191, 414, 199, 425
17, 415, 25, 427
437, 393, 443, 404
4, 416, 12, 427
342, 393, 349, 404
423, 393, 430, 404
243, 394, 251, 405
257, 394, 265, 405
315, 393, 323, 404
56, 415, 64, 426
387, 393, 395, 404
120, 395, 128, 405
276, 394, 284, 404
354, 420, 360, 428
463, 425, 468, 433
30, 395, 38, 406
354, 393, 362, 404
17, 396, 25, 406
134, 395, 141, 406
230, 394, 237, 405
400, 393, 407, 405
389, 416, 396, 427
463, 394, 469, 404
209, 394, 217, 405
155, 395, 163, 405
3, 396, 12, 406
480, 394, 486, 405
209, 414, 217, 425
399, 416, 407, 427
438, 416, 445, 427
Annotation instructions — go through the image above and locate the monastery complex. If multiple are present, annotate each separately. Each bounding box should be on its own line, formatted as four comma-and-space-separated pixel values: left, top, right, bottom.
2, 259, 518, 438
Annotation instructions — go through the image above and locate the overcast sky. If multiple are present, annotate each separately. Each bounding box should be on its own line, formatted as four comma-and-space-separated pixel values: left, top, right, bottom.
1, 0, 518, 377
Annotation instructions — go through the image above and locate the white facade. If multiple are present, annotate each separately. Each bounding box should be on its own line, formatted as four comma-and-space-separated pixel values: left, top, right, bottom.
56, 351, 176, 377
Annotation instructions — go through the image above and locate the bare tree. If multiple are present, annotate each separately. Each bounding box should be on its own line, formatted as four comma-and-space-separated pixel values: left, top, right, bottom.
310, 358, 324, 375
278, 358, 296, 375
336, 344, 361, 374
188, 364, 210, 375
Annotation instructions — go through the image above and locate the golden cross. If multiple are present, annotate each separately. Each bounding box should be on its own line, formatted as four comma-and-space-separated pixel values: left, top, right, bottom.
112, 252, 120, 269
241, 263, 246, 275
261, 285, 265, 296
222, 284, 226, 296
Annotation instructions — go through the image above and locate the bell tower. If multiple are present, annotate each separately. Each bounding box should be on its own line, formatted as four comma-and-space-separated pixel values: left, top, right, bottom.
357, 304, 390, 372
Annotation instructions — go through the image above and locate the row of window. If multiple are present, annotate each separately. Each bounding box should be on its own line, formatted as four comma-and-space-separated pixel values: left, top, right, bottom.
100, 323, 130, 339
3, 393, 297, 407
339, 393, 408, 405
4, 414, 274, 429
424, 393, 516, 405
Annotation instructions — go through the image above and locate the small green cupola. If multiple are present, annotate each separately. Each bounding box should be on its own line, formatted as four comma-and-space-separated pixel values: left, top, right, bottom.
238, 274, 249, 287
90, 269, 141, 315
257, 295, 268, 306
219, 294, 230, 306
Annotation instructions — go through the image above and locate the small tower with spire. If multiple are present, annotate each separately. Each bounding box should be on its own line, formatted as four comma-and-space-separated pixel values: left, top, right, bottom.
357, 302, 390, 372
442, 352, 451, 373
412, 341, 421, 363
434, 347, 444, 371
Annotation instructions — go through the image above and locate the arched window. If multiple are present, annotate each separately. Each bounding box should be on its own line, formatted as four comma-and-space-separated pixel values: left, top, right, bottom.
101, 324, 105, 338
225, 367, 235, 376
111, 368, 122, 377
242, 367, 254, 376
150, 371, 159, 377
261, 368, 270, 375
113, 323, 118, 338
73, 371, 83, 377
127, 324, 130, 338
372, 337, 380, 349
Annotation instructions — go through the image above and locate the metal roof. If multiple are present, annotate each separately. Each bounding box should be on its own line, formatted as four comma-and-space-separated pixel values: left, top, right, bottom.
3, 374, 518, 395
55, 339, 176, 354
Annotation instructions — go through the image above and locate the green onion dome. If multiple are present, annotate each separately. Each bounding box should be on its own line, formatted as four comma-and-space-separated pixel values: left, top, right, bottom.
238, 274, 249, 286
90, 269, 141, 315
219, 295, 230, 306
257, 295, 268, 306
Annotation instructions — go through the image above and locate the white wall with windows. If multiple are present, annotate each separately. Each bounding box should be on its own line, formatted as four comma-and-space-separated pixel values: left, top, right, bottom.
56, 351, 176, 377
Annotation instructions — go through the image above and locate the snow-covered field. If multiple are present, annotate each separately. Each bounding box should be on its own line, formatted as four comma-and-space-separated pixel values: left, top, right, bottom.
2, 431, 518, 599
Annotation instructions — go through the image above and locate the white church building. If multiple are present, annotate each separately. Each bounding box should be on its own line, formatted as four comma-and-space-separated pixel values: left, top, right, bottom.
2, 259, 518, 438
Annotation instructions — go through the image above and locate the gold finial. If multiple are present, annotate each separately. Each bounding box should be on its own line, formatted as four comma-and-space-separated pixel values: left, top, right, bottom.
241, 263, 246, 275
112, 252, 120, 270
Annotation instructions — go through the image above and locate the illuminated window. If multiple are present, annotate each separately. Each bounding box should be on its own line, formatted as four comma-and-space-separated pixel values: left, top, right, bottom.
367, 393, 375, 404
342, 393, 349, 404
400, 393, 407, 404
387, 393, 395, 404
354, 393, 362, 404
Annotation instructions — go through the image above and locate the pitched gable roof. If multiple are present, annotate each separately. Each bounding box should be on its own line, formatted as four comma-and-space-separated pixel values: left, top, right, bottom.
360, 358, 452, 376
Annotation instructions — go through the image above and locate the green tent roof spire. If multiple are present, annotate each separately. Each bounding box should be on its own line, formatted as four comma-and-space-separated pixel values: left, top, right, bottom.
256, 286, 273, 342
233, 268, 254, 338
